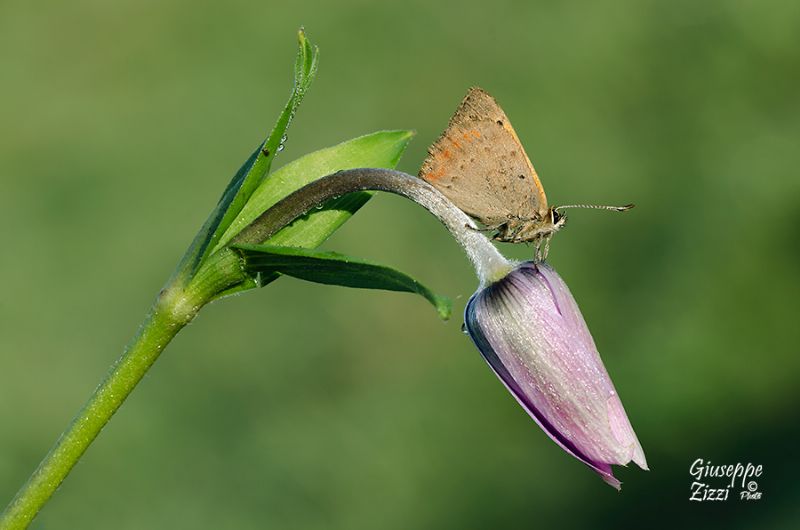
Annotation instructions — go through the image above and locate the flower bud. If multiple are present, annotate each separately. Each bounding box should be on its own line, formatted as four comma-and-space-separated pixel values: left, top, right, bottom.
464, 262, 647, 489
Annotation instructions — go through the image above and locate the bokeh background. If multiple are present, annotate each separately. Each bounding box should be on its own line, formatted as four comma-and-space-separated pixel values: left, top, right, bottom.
2, 1, 799, 528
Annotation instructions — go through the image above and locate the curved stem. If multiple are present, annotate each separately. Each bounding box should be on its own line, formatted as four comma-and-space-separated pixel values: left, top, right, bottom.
1, 168, 508, 529
234, 168, 511, 285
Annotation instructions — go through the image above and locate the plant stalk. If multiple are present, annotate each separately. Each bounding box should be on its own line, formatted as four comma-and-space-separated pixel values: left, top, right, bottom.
1, 169, 505, 528
233, 168, 511, 285
0, 250, 246, 529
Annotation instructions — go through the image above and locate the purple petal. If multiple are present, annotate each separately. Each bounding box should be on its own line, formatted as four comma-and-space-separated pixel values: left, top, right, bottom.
465, 262, 646, 488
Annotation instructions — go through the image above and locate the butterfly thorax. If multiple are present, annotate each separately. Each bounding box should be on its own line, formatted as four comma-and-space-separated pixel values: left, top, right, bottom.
492, 207, 566, 244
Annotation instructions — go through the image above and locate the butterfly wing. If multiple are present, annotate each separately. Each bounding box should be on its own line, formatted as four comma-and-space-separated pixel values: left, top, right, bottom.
419, 87, 549, 227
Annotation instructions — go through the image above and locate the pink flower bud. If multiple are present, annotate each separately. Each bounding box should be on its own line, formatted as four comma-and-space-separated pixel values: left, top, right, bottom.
465, 262, 647, 489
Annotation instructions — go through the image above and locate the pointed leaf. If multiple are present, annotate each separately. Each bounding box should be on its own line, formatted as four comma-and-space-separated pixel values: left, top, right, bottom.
233, 244, 452, 320
175, 29, 319, 283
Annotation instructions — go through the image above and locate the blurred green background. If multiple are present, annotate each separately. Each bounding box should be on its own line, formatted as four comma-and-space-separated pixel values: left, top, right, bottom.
2, 0, 799, 528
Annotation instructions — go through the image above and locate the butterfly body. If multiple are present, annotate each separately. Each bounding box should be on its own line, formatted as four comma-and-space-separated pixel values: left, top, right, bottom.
491, 208, 566, 244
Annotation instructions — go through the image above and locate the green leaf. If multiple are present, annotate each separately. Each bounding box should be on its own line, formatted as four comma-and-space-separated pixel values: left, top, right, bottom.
213, 129, 414, 252
233, 244, 452, 320
208, 130, 412, 299
174, 29, 319, 283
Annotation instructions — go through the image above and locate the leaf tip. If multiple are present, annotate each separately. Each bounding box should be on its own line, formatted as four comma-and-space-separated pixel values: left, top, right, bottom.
436, 296, 453, 321
294, 27, 319, 87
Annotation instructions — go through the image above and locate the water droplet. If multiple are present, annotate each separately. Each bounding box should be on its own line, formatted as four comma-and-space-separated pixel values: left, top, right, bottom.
280, 134, 288, 143
277, 144, 285, 152
460, 322, 468, 334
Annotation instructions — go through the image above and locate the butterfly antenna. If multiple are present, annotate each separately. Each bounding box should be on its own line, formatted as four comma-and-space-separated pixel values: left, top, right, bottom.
556, 203, 635, 212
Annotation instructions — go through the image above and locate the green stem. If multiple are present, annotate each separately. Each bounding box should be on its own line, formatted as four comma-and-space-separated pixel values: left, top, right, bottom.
0, 249, 246, 529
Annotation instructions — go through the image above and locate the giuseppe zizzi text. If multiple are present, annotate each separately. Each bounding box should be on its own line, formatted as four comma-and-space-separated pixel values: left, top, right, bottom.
689, 458, 763, 502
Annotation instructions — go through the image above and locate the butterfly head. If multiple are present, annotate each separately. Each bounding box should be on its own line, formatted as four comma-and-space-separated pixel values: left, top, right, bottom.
550, 207, 567, 231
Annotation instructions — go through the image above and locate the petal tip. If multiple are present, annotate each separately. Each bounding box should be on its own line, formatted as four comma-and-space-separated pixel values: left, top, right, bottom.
600, 473, 622, 491
631, 441, 648, 471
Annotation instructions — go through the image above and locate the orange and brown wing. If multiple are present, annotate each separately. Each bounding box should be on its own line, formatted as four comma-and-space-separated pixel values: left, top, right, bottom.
419, 87, 548, 226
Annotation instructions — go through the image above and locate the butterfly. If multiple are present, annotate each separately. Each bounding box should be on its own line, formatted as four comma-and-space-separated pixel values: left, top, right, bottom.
419, 87, 632, 260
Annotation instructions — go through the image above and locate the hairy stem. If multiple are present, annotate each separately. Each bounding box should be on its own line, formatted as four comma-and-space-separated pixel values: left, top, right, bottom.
0, 251, 246, 529
1, 168, 507, 529
234, 168, 511, 284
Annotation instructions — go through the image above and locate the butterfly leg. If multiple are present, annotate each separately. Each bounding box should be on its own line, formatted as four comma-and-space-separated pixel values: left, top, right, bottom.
541, 233, 552, 261
487, 222, 518, 242
531, 233, 552, 262
506, 222, 526, 242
